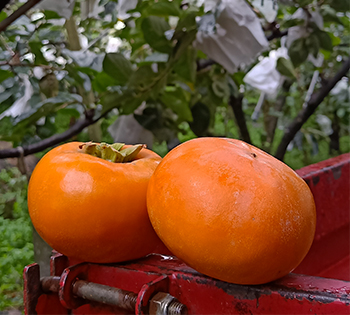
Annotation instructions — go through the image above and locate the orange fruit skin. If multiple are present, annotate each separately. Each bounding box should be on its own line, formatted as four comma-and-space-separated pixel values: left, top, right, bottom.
147, 137, 316, 285
28, 141, 166, 263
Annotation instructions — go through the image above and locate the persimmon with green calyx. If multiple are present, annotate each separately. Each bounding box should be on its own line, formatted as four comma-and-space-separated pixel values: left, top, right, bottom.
147, 137, 316, 285
28, 141, 168, 263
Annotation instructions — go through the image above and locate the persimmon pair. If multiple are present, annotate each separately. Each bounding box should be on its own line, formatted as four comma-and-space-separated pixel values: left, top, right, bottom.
28, 138, 316, 285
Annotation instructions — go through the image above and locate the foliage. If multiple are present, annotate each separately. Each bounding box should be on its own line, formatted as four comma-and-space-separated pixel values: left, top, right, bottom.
0, 0, 348, 166
0, 167, 34, 310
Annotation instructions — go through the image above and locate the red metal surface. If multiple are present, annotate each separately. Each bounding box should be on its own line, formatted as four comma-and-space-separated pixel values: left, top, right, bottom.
23, 154, 350, 315
24, 255, 350, 314
294, 153, 350, 279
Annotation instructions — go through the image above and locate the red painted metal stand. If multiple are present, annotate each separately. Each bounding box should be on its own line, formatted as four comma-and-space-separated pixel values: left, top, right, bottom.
24, 153, 350, 315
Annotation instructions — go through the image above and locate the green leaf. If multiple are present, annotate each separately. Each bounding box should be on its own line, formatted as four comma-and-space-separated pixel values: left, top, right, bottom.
0, 70, 13, 83
65, 64, 85, 85
0, 91, 12, 104
232, 72, 246, 86
297, 0, 313, 6
134, 106, 162, 130
276, 57, 297, 79
103, 53, 134, 86
28, 42, 48, 65
36, 116, 57, 139
189, 102, 211, 136
57, 107, 80, 119
337, 107, 346, 118
172, 11, 197, 61
101, 90, 146, 116
147, 2, 181, 16
127, 65, 167, 105
306, 33, 320, 58
76, 67, 99, 77
141, 16, 172, 53
288, 38, 309, 67
128, 65, 158, 91
315, 31, 333, 51
340, 15, 350, 28
320, 6, 343, 25
101, 91, 127, 114
326, 0, 350, 12
174, 10, 197, 37
173, 30, 197, 63
43, 10, 62, 19
134, 104, 177, 142
120, 27, 145, 52
14, 93, 83, 128
0, 11, 7, 23
161, 88, 193, 122
150, 70, 168, 100
0, 116, 14, 140
282, 18, 305, 28
120, 97, 145, 115
319, 49, 332, 60
329, 32, 341, 46
174, 46, 197, 83
92, 72, 118, 93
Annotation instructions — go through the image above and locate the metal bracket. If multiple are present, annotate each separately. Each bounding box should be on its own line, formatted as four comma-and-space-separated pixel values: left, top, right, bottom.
24, 260, 187, 315
136, 274, 169, 315
50, 252, 69, 276
58, 262, 90, 309
23, 263, 42, 315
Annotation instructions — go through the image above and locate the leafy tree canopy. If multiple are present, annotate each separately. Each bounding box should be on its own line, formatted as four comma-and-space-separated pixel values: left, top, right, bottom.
0, 0, 349, 167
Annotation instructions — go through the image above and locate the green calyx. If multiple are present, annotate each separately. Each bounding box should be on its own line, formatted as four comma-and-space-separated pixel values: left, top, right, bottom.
79, 142, 145, 163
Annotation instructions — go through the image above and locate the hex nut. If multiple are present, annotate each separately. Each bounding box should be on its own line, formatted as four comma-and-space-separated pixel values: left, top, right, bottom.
149, 292, 176, 315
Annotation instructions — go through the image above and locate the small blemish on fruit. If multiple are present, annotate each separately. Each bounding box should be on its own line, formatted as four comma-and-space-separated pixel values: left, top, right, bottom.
251, 153, 257, 158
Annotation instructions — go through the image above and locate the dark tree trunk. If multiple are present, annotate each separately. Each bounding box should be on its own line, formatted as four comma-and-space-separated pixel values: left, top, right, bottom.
329, 111, 340, 154
229, 94, 252, 144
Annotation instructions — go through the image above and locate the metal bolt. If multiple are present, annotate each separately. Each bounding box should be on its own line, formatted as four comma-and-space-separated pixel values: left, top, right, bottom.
168, 301, 188, 315
41, 276, 187, 314
149, 292, 187, 315
41, 276, 60, 293
72, 280, 137, 312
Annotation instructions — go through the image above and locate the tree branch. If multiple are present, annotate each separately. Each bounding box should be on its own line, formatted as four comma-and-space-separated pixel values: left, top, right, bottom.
0, 110, 95, 159
0, 61, 59, 70
266, 30, 288, 41
264, 80, 292, 152
275, 58, 350, 161
197, 59, 216, 71
229, 94, 252, 144
0, 0, 43, 33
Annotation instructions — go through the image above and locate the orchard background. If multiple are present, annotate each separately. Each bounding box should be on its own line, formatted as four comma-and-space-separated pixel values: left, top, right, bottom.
0, 0, 348, 310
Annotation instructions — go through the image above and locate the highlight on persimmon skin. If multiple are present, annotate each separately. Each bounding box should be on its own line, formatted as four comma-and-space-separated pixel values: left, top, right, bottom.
147, 137, 316, 285
27, 141, 168, 263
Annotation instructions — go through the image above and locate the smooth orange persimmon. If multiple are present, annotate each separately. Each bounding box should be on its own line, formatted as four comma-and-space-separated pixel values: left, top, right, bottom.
147, 137, 316, 285
28, 141, 167, 263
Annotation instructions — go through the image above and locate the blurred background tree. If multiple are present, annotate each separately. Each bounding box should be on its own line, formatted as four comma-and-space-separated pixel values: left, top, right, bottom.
0, 0, 348, 310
